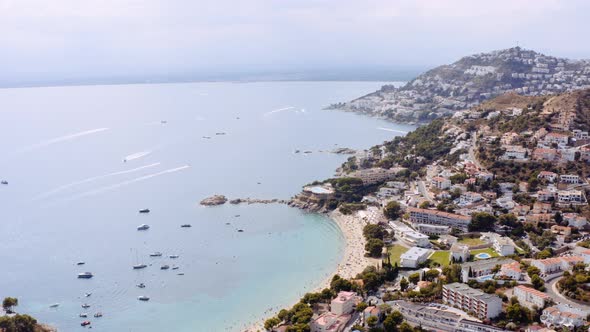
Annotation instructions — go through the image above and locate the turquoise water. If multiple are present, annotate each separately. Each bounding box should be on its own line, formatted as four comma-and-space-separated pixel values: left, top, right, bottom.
0, 81, 414, 331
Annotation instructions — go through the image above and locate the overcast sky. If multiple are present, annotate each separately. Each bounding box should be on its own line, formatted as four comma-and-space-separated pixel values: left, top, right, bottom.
1, 0, 589, 84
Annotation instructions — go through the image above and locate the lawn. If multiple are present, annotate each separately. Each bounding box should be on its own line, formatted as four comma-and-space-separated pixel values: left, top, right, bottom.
428, 250, 450, 267
388, 244, 409, 265
470, 248, 500, 261
458, 237, 485, 246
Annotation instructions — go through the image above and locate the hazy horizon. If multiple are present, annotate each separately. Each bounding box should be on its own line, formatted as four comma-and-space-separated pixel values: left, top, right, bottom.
2, 0, 590, 87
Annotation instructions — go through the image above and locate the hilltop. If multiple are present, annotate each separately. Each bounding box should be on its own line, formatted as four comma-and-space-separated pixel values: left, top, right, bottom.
329, 47, 590, 123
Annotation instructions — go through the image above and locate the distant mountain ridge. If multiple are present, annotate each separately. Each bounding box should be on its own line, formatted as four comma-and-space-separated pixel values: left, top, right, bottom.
329, 47, 590, 123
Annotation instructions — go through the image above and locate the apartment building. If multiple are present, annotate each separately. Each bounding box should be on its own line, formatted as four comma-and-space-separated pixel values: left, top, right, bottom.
408, 208, 471, 232
513, 285, 550, 309
442, 283, 503, 319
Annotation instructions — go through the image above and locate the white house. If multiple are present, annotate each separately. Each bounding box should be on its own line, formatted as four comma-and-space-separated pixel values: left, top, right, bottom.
330, 291, 357, 315
513, 285, 550, 309
400, 247, 431, 268
450, 244, 470, 263
431, 176, 451, 190
560, 174, 580, 184
541, 305, 585, 328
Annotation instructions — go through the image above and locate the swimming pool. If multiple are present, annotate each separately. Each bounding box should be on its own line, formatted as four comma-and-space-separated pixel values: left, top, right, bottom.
475, 253, 491, 259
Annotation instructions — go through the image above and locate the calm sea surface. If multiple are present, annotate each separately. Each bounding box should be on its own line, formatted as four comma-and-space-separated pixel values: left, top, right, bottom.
0, 81, 414, 331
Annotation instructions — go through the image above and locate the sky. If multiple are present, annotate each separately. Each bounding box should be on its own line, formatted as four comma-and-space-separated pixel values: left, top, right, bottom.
1, 0, 590, 85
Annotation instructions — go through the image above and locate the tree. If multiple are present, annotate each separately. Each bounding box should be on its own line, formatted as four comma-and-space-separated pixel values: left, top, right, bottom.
330, 275, 352, 292
367, 316, 378, 327
356, 302, 369, 312
531, 274, 545, 290
408, 272, 420, 284
424, 269, 440, 281
363, 224, 386, 240
469, 212, 497, 232
384, 201, 402, 220
400, 277, 409, 291
419, 201, 430, 209
365, 238, 384, 258
264, 317, 280, 330
398, 321, 414, 332
2, 297, 18, 314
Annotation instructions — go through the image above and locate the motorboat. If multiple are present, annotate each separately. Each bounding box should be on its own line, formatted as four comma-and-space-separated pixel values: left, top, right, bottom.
215, 132, 226, 135
160, 265, 170, 270
81, 321, 91, 327
79, 313, 88, 318
172, 266, 179, 270
1, 181, 7, 185
77, 272, 93, 279
202, 136, 211, 139
94, 312, 103, 318
139, 209, 150, 214
137, 224, 150, 231
137, 283, 146, 288
133, 264, 147, 269
149, 252, 163, 257
49, 303, 59, 308
237, 229, 244, 232
84, 293, 92, 297
177, 273, 185, 276
76, 261, 85, 265
180, 224, 191, 228
137, 296, 150, 301
169, 255, 179, 259
81, 304, 90, 309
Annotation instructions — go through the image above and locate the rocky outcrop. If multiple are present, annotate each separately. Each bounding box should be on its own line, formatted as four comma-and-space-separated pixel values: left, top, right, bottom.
200, 195, 228, 206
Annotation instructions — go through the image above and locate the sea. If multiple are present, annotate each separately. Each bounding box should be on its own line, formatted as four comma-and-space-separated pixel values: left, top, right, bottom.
0, 81, 414, 331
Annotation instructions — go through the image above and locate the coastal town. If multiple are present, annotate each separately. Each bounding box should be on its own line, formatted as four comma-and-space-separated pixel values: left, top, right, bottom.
330, 48, 590, 123
260, 88, 590, 332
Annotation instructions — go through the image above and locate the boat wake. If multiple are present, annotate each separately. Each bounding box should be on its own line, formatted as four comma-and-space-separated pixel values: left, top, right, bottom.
33, 163, 162, 200
264, 106, 296, 116
66, 165, 191, 200
123, 151, 152, 162
377, 127, 408, 134
20, 128, 110, 152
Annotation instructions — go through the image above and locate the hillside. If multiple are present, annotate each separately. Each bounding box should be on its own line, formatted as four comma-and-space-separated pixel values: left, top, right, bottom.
329, 47, 590, 123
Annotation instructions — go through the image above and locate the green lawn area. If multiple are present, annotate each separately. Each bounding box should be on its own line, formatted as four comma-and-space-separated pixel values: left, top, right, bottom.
388, 244, 409, 265
458, 237, 485, 246
428, 250, 450, 267
470, 248, 500, 261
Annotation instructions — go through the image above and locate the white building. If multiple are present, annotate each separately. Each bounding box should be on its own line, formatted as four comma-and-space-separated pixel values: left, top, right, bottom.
513, 285, 550, 309
537, 171, 558, 182
400, 247, 431, 268
531, 256, 584, 275
560, 174, 580, 184
396, 226, 431, 248
499, 261, 522, 280
541, 305, 586, 328
461, 258, 515, 282
442, 283, 503, 319
459, 192, 483, 205
330, 291, 356, 315
503, 145, 528, 160
557, 190, 585, 204
416, 223, 451, 236
492, 236, 515, 256
408, 208, 471, 232
563, 213, 588, 228
432, 176, 451, 190
450, 244, 470, 263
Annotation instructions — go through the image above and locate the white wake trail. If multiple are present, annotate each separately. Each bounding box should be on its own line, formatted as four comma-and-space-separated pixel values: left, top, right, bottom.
33, 163, 162, 200
264, 106, 296, 116
67, 165, 191, 200
377, 127, 408, 134
123, 151, 152, 162
21, 128, 110, 152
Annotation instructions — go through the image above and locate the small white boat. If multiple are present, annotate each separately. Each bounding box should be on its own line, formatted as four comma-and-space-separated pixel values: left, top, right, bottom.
79, 313, 88, 318
169, 255, 179, 259
133, 264, 147, 269
137, 283, 146, 288
137, 296, 150, 301
94, 312, 103, 318
137, 224, 150, 231
149, 252, 163, 257
77, 272, 93, 279
160, 265, 170, 270
49, 303, 59, 308
84, 293, 92, 297
81, 304, 90, 309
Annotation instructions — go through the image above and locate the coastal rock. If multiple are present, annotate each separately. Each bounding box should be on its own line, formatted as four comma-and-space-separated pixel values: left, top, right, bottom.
330, 147, 356, 155
200, 195, 228, 206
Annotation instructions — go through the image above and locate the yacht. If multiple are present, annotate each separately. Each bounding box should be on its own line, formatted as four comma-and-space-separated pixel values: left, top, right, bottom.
77, 272, 93, 279
84, 293, 92, 297
137, 296, 150, 301
160, 265, 170, 270
169, 254, 179, 259
139, 209, 150, 214
81, 321, 91, 327
79, 313, 88, 318
149, 252, 163, 257
76, 261, 85, 265
94, 312, 103, 318
237, 229, 244, 232
180, 224, 191, 228
1, 181, 7, 185
137, 283, 146, 288
172, 266, 179, 270
81, 304, 91, 309
49, 303, 59, 308
133, 264, 147, 269
137, 224, 150, 231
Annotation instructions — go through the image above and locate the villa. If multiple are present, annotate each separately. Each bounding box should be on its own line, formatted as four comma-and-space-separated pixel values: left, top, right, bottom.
450, 244, 470, 263
461, 258, 515, 282
541, 305, 586, 328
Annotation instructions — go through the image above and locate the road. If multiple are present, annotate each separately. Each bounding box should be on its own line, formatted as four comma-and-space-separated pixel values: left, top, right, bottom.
417, 180, 434, 203
546, 276, 590, 312
467, 131, 485, 170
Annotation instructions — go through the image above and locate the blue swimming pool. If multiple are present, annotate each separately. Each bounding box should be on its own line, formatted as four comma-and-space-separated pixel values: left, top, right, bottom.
475, 253, 491, 259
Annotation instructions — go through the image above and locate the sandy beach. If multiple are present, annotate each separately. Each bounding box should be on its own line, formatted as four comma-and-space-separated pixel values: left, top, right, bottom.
242, 209, 380, 332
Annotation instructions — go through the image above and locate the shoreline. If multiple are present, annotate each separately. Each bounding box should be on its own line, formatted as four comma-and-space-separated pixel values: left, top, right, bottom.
242, 209, 379, 332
